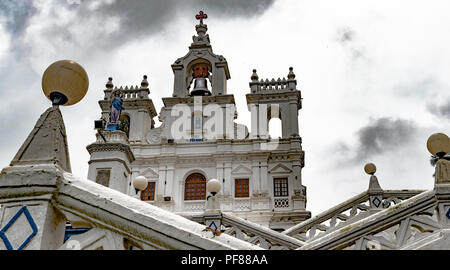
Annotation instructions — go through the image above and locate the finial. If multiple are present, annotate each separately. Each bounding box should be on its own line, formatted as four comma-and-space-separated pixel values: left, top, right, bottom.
427, 133, 450, 159
251, 69, 259, 82
364, 163, 376, 175
106, 77, 113, 89
287, 67, 296, 80
365, 163, 382, 193
141, 75, 149, 88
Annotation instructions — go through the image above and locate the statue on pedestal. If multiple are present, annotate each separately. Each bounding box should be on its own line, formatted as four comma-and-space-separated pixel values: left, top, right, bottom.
106, 90, 124, 131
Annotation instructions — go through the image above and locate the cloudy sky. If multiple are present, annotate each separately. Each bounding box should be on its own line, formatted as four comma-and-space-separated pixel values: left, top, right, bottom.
1, 0, 449, 216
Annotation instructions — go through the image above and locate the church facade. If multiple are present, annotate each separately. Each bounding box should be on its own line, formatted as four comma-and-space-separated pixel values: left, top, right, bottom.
86, 15, 310, 230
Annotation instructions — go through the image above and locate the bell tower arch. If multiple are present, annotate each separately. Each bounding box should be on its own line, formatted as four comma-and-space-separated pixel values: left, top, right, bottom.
171, 15, 230, 98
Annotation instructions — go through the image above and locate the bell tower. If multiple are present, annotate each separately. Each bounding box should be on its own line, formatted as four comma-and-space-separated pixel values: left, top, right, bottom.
171, 11, 231, 98
247, 67, 301, 139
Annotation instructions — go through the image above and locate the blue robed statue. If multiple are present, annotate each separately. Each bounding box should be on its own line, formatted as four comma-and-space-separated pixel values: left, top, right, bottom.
106, 90, 124, 131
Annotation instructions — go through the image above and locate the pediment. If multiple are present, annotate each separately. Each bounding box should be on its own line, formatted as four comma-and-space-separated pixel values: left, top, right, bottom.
141, 168, 159, 179
231, 165, 252, 175
269, 163, 292, 174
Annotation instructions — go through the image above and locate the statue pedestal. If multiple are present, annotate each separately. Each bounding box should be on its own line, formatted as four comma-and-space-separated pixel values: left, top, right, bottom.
105, 124, 118, 131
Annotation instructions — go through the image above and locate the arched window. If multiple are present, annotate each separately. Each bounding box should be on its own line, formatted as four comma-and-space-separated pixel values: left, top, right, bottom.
184, 173, 206, 200
267, 105, 282, 139
268, 118, 282, 138
119, 114, 130, 137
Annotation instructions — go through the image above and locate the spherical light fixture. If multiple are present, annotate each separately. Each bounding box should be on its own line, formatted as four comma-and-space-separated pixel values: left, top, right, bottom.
133, 176, 148, 191
427, 133, 450, 158
42, 60, 89, 106
364, 163, 376, 175
207, 178, 221, 196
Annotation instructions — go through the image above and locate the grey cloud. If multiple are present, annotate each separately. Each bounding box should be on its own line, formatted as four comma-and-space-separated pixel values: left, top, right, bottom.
0, 0, 37, 35
336, 117, 417, 163
335, 26, 365, 60
337, 27, 354, 43
392, 78, 440, 98
427, 99, 450, 120
5, 0, 275, 51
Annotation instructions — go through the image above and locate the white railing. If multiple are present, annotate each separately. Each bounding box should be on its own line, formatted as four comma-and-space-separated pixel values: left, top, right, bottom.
233, 199, 251, 211
274, 198, 290, 209
221, 213, 304, 250
183, 201, 206, 212
283, 190, 425, 242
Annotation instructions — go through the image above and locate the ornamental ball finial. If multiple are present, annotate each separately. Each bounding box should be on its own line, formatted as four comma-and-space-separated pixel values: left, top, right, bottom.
106, 77, 113, 89
42, 60, 89, 106
427, 133, 450, 158
141, 75, 149, 88
288, 66, 295, 79
251, 69, 259, 81
364, 163, 376, 175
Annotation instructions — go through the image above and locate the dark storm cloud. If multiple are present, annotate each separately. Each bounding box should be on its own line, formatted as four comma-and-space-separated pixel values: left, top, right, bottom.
4, 0, 275, 50
0, 0, 37, 35
427, 99, 450, 120
337, 117, 417, 163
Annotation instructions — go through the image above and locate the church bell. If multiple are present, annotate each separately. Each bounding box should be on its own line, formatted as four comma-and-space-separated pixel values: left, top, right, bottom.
190, 77, 211, 96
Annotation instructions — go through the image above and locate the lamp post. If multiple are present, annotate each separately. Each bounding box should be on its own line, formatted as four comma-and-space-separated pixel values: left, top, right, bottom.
133, 176, 148, 198
42, 60, 89, 106
427, 133, 450, 160
427, 133, 450, 189
205, 179, 222, 231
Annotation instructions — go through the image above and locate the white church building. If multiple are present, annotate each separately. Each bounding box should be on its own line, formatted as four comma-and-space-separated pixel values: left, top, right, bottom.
0, 13, 449, 250
86, 18, 309, 230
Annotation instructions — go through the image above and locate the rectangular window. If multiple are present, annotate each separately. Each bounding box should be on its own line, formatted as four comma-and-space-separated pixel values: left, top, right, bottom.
96, 169, 110, 187
274, 178, 288, 197
140, 182, 156, 201
235, 179, 250, 198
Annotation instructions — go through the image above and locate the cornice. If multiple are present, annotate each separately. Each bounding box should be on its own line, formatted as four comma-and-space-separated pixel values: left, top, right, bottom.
99, 99, 157, 118
162, 95, 235, 107
246, 91, 301, 109
86, 142, 135, 162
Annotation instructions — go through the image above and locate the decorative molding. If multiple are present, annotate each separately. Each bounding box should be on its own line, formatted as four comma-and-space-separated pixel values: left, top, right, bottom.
0, 206, 38, 250
86, 142, 135, 163
88, 158, 131, 174
269, 163, 292, 174
141, 168, 159, 179
231, 165, 252, 175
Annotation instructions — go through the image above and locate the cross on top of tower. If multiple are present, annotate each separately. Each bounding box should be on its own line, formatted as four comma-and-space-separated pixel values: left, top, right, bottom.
195, 10, 208, 24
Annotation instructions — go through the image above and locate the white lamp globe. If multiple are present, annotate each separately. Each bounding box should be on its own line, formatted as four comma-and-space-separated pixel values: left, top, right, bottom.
133, 176, 148, 191
207, 179, 221, 195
